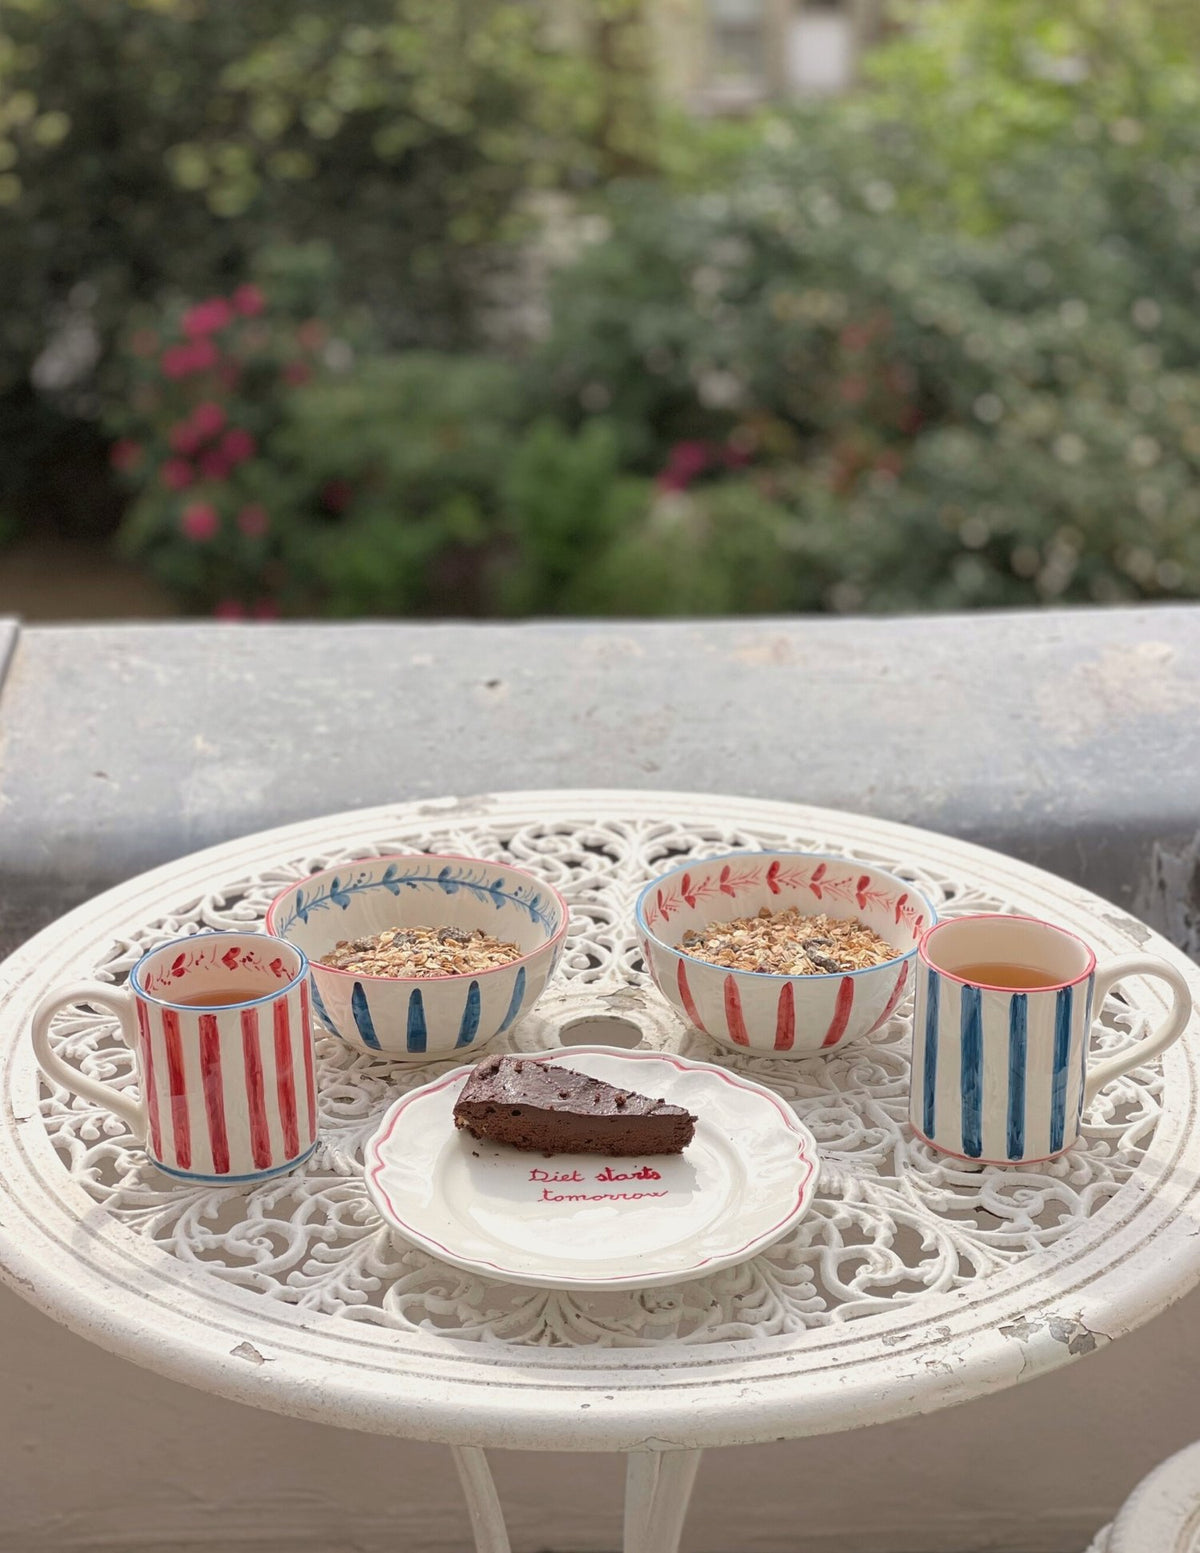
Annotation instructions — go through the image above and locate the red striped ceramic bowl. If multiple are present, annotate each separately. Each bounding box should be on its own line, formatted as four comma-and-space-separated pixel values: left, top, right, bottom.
636, 852, 935, 1057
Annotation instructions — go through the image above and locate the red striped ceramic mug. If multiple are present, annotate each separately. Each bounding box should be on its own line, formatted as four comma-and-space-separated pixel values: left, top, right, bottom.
31, 931, 317, 1184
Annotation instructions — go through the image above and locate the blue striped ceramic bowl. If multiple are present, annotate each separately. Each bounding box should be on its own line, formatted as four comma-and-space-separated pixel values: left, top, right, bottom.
265, 855, 568, 1062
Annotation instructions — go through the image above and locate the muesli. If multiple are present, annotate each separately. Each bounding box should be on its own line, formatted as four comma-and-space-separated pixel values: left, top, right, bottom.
318, 925, 521, 978
680, 907, 897, 975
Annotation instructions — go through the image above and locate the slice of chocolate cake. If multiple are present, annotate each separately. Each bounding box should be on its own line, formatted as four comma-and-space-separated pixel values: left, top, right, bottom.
453, 1055, 696, 1156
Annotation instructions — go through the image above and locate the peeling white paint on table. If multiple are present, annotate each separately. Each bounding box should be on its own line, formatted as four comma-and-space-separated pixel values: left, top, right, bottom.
2, 791, 1199, 1553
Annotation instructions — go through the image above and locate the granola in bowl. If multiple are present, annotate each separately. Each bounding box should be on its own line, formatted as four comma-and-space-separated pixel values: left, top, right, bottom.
636, 850, 933, 1056
318, 926, 522, 979
681, 907, 897, 976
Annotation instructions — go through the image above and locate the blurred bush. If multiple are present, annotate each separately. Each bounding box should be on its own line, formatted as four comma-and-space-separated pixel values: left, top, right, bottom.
14, 0, 1200, 615
0, 0, 652, 538
534, 0, 1200, 610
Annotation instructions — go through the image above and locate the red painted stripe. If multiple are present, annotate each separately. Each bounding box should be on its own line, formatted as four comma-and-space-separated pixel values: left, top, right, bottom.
299, 981, 316, 1144
135, 999, 163, 1159
723, 975, 750, 1046
161, 1007, 191, 1170
676, 958, 708, 1034
241, 1007, 272, 1170
274, 997, 300, 1159
774, 981, 795, 1051
198, 1013, 230, 1175
864, 960, 910, 1037
820, 976, 856, 1048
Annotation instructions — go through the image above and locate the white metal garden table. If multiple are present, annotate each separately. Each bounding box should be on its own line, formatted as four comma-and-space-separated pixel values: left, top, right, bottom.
2, 790, 1199, 1553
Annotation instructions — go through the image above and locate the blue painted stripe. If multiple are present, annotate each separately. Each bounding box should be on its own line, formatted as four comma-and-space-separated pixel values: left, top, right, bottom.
406, 988, 427, 1054
1007, 993, 1028, 1160
350, 983, 381, 1050
1078, 971, 1095, 1124
1050, 984, 1074, 1152
922, 969, 939, 1138
498, 966, 526, 1034
456, 980, 482, 1047
960, 984, 983, 1158
309, 976, 335, 1033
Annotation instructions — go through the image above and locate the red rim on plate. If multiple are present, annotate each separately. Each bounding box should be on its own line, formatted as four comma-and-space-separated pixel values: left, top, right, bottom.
363, 1046, 819, 1291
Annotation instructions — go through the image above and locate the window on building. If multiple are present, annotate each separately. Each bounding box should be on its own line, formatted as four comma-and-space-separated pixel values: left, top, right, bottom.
786, 0, 856, 96
706, 0, 769, 103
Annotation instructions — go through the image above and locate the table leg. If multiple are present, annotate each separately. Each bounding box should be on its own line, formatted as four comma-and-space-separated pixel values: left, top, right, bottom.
451, 1445, 512, 1553
624, 1449, 703, 1553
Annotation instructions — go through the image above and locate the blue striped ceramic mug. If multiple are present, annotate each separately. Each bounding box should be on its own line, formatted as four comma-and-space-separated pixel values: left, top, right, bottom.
911, 914, 1192, 1165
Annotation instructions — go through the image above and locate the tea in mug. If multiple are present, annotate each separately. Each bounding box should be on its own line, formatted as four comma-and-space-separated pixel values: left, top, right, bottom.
170, 982, 280, 1006
946, 962, 1063, 990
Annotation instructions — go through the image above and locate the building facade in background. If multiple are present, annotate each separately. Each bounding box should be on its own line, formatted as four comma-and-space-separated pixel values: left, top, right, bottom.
653, 0, 886, 113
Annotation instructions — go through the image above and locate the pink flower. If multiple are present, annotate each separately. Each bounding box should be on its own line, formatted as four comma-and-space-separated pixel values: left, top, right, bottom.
180, 501, 220, 542
839, 323, 874, 353
283, 360, 312, 387
160, 458, 194, 491
182, 297, 234, 338
161, 345, 196, 380
656, 440, 713, 493
898, 406, 923, 435
214, 599, 246, 620
320, 480, 353, 513
160, 339, 219, 379
667, 441, 712, 478
220, 427, 256, 466
109, 438, 143, 473
297, 319, 327, 351
251, 598, 281, 620
237, 503, 269, 538
191, 402, 226, 440
198, 448, 232, 482
233, 283, 266, 317
168, 422, 202, 456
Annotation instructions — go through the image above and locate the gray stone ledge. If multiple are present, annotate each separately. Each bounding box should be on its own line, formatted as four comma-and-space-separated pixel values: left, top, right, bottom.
0, 606, 1196, 958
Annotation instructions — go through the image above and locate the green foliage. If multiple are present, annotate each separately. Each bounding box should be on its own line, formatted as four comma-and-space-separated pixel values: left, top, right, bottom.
869, 0, 1200, 227
533, 0, 1200, 613
498, 418, 651, 613
22, 0, 1200, 616
0, 0, 660, 539
274, 353, 527, 614
0, 0, 611, 387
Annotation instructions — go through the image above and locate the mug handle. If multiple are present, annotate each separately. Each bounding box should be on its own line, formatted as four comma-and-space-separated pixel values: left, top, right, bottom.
31, 982, 147, 1141
1084, 954, 1193, 1108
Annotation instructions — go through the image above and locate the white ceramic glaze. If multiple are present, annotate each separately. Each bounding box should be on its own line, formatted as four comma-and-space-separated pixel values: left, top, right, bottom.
265, 854, 568, 1061
30, 931, 315, 1182
1088, 1437, 1200, 1553
912, 913, 1192, 1165
637, 851, 933, 1056
364, 1045, 818, 1289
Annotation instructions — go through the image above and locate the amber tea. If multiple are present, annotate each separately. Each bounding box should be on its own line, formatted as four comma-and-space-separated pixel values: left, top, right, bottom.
945, 961, 1062, 990
170, 982, 279, 1006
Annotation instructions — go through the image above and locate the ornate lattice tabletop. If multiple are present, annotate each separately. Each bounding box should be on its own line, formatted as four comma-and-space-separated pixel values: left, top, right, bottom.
2, 791, 1199, 1553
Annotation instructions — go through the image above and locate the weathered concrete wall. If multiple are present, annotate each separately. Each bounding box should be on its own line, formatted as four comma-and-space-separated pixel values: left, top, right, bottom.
1, 606, 1199, 1553
2, 609, 1198, 955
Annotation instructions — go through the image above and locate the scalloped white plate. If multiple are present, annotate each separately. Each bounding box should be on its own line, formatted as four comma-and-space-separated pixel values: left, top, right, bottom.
364, 1045, 818, 1289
